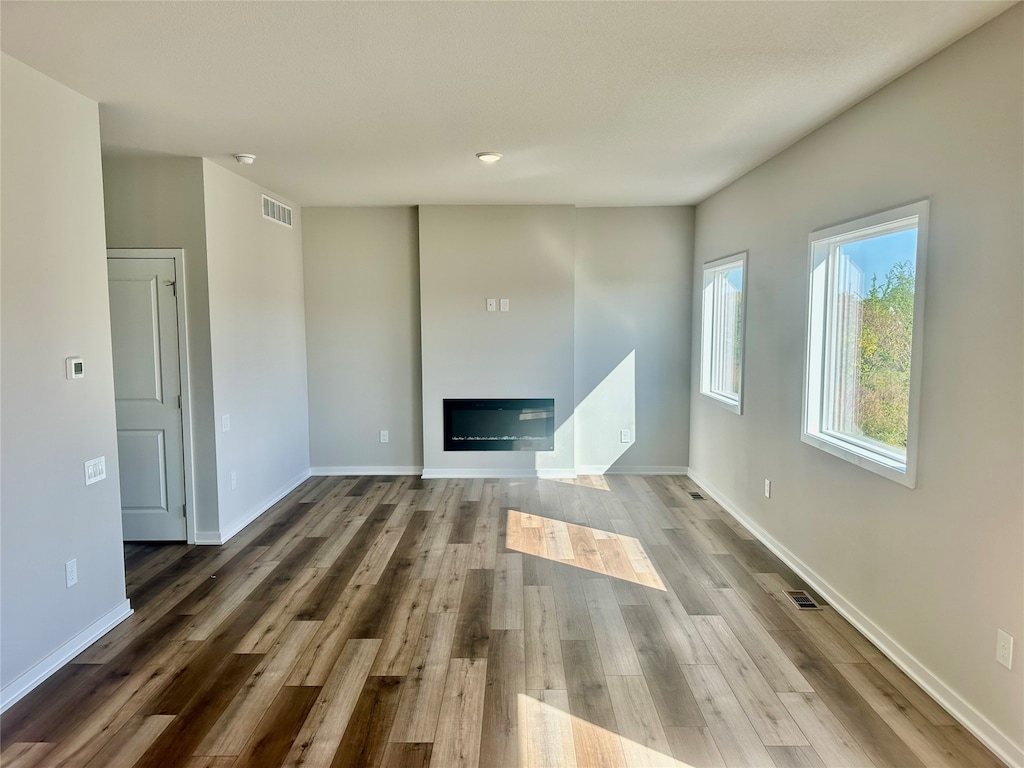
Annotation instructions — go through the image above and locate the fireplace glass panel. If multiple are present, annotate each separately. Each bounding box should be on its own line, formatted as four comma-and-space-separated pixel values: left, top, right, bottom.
443, 398, 555, 451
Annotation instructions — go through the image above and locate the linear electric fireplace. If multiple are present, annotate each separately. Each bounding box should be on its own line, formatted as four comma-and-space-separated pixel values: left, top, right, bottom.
443, 398, 555, 451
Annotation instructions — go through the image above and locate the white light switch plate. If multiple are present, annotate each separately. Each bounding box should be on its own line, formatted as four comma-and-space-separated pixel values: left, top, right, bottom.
84, 456, 106, 485
380, 430, 390, 444
997, 629, 1014, 669
222, 414, 231, 432
65, 559, 78, 588
486, 299, 496, 312
620, 429, 631, 443
500, 298, 510, 312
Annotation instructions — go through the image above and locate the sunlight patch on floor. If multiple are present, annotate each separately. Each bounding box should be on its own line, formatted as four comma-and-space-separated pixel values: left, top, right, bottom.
506, 510, 665, 590
518, 691, 693, 768
545, 475, 613, 492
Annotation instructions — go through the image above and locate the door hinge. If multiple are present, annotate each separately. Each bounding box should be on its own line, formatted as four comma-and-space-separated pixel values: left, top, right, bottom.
177, 394, 182, 409
165, 280, 176, 296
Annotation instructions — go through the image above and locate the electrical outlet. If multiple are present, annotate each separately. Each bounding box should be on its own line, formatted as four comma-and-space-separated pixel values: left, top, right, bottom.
84, 456, 106, 486
764, 479, 771, 498
380, 430, 389, 444
65, 559, 78, 588
996, 629, 1014, 669
620, 429, 631, 444
230, 472, 237, 490
222, 414, 231, 432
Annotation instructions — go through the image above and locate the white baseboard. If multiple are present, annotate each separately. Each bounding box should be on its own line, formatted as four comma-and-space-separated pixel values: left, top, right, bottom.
193, 531, 224, 545
312, 466, 423, 476
686, 468, 1024, 768
0, 598, 133, 713
420, 467, 688, 479
195, 468, 312, 545
575, 465, 689, 476
421, 468, 578, 479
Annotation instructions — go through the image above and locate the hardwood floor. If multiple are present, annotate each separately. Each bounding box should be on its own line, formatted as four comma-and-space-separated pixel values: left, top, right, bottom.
1, 475, 1006, 768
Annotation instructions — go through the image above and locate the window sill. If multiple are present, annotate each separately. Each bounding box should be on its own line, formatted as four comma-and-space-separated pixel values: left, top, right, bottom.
801, 430, 915, 488
700, 391, 743, 415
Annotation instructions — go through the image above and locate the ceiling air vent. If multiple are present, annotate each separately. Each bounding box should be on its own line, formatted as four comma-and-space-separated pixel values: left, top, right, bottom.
262, 194, 293, 228
785, 590, 822, 610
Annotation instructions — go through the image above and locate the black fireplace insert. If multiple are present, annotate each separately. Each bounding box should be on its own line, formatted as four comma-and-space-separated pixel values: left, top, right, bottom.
443, 398, 555, 451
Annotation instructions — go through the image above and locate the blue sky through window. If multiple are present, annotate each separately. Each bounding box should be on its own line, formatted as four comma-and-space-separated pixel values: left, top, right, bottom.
724, 265, 743, 291
839, 228, 917, 293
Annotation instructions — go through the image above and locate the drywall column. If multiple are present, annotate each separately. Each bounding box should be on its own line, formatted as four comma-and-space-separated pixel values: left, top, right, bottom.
419, 206, 576, 477
1, 54, 130, 705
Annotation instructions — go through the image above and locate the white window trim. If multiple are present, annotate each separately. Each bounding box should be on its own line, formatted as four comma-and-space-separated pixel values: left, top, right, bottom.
802, 200, 929, 488
700, 251, 748, 415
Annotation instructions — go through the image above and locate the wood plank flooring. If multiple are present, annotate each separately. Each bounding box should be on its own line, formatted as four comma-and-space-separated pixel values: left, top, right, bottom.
1, 475, 1006, 768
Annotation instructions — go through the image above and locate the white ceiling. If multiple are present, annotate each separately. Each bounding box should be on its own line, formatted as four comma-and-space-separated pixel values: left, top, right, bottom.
1, 1, 1014, 207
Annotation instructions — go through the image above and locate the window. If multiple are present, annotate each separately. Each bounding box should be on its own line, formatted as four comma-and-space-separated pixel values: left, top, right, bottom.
700, 252, 747, 414
803, 201, 928, 487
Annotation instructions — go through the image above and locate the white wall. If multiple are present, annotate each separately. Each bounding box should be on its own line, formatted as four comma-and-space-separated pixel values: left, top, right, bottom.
102, 156, 219, 536
304, 205, 695, 477
419, 206, 576, 476
202, 160, 310, 540
302, 207, 422, 473
689, 6, 1023, 763
575, 207, 693, 473
1, 55, 130, 701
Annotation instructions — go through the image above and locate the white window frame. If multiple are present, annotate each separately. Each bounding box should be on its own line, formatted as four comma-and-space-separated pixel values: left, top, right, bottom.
802, 201, 929, 488
700, 251, 748, 415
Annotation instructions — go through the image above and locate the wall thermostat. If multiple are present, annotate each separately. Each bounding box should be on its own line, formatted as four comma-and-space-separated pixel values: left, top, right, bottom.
65, 357, 84, 379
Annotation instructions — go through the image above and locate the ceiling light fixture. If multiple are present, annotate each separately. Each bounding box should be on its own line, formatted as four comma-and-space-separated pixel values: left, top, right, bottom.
233, 153, 256, 165
476, 152, 502, 164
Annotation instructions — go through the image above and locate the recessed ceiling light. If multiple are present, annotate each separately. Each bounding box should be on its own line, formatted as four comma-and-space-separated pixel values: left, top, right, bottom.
234, 153, 256, 165
476, 152, 503, 164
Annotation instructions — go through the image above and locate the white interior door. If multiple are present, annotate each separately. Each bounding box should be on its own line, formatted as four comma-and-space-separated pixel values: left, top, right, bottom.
108, 258, 187, 541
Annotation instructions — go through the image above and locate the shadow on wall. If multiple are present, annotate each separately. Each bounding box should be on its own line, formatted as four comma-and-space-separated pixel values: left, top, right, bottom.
548, 350, 636, 473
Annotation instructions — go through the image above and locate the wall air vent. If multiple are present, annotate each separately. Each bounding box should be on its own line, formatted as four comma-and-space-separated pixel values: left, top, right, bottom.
785, 590, 823, 610
262, 194, 293, 228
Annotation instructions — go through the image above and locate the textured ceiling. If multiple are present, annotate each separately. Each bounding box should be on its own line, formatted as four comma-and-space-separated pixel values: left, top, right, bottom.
1, 1, 1014, 206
